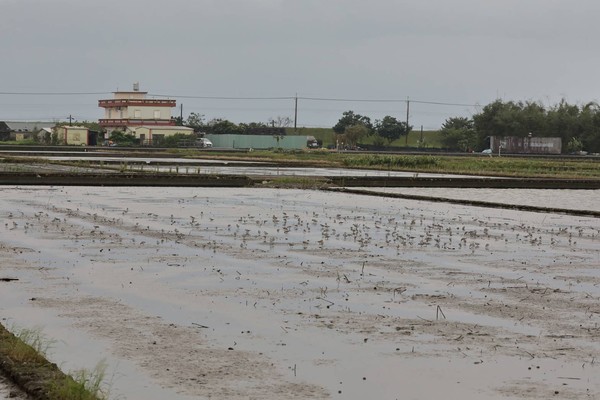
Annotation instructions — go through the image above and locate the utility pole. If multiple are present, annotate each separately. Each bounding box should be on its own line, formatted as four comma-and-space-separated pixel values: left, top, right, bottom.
420, 125, 423, 147
180, 104, 183, 125
68, 114, 73, 126
405, 97, 410, 146
294, 94, 298, 133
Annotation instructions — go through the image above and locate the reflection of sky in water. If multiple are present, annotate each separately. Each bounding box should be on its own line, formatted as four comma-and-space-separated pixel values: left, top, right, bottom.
36, 156, 503, 178
359, 188, 600, 212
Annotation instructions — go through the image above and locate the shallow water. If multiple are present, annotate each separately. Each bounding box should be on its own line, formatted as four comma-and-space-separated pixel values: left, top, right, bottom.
358, 187, 600, 212
1, 186, 599, 399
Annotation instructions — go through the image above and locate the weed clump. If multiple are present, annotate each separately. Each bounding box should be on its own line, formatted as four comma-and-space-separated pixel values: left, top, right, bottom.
0, 326, 50, 364
342, 155, 441, 169
49, 361, 108, 400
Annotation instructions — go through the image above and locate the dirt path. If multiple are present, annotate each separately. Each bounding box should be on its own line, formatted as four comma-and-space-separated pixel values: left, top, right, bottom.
1, 186, 599, 399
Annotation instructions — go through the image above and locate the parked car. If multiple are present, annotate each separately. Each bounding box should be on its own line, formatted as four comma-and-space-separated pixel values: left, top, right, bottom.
197, 138, 213, 148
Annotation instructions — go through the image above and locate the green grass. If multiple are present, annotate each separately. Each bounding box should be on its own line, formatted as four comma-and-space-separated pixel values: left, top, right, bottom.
339, 154, 600, 178
0, 139, 40, 145
259, 176, 329, 189
359, 130, 442, 148
342, 154, 441, 168
0, 326, 50, 363
49, 361, 109, 400
435, 157, 600, 178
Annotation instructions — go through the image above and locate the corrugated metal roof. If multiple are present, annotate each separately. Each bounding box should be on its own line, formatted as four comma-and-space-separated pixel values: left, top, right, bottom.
3, 121, 54, 132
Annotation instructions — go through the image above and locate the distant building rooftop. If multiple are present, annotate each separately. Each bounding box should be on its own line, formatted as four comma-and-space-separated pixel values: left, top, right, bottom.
1, 121, 54, 132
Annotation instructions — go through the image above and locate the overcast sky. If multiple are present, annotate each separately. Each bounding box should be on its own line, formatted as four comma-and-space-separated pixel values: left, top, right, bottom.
1, 0, 599, 129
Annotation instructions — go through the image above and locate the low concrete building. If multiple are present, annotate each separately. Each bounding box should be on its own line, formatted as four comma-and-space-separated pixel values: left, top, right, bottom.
126, 125, 194, 145
56, 125, 97, 146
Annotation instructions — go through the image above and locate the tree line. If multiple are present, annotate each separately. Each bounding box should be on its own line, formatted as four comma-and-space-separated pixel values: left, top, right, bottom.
439, 99, 600, 153
332, 99, 600, 153
332, 111, 411, 147
179, 113, 291, 135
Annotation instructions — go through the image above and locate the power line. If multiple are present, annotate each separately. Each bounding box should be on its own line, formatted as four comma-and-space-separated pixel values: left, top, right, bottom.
0, 90, 479, 107
152, 93, 478, 107
298, 96, 478, 107
0, 91, 111, 96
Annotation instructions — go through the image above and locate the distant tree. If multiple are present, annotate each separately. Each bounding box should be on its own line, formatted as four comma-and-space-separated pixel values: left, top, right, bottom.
343, 124, 370, 147
40, 127, 51, 144
239, 122, 268, 134
439, 117, 477, 151
268, 116, 293, 128
186, 113, 205, 130
546, 100, 582, 146
51, 131, 60, 145
173, 116, 184, 126
566, 137, 584, 153
579, 102, 600, 152
472, 100, 524, 146
375, 116, 411, 144
519, 101, 548, 135
333, 111, 373, 134
453, 98, 600, 153
473, 100, 547, 144
78, 121, 102, 132
207, 118, 242, 135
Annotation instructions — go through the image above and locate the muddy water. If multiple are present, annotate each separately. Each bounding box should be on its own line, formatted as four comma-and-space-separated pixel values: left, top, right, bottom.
0, 186, 599, 399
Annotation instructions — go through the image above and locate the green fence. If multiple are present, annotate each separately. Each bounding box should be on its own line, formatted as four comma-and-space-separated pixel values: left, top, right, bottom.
205, 134, 308, 150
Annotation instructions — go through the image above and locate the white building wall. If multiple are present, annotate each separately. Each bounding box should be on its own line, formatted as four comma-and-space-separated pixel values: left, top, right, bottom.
125, 106, 171, 120
127, 126, 193, 139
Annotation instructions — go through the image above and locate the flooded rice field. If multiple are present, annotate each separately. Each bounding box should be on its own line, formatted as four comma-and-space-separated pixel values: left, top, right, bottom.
1, 157, 494, 179
0, 186, 599, 399
358, 188, 600, 213
40, 158, 491, 178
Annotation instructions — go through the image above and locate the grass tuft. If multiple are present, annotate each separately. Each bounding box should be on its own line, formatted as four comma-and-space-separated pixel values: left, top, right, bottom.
49, 360, 109, 400
0, 326, 53, 364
